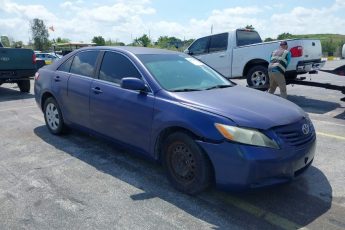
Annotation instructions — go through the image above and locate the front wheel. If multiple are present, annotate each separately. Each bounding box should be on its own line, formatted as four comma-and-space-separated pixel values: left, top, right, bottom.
246, 65, 269, 90
163, 132, 212, 194
43, 97, 67, 135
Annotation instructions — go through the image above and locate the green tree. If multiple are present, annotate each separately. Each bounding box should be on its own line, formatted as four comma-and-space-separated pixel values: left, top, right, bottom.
264, 37, 275, 42
56, 37, 70, 43
92, 36, 106, 46
245, 25, 255, 30
30, 18, 50, 51
12, 41, 23, 48
105, 39, 125, 46
156, 36, 182, 49
321, 39, 337, 55
0, 36, 11, 47
134, 34, 151, 47
277, 32, 294, 40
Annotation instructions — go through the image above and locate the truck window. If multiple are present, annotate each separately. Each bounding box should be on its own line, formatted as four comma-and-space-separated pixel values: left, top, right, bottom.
209, 33, 228, 53
188, 36, 209, 55
236, 30, 262, 46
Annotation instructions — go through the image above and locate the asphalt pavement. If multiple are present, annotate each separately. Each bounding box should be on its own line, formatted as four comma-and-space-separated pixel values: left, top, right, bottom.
0, 61, 344, 230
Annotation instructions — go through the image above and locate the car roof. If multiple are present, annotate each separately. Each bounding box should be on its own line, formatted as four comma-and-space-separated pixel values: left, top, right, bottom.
78, 46, 181, 55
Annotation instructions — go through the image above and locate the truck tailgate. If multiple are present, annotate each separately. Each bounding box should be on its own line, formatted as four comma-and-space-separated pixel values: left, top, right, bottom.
300, 40, 322, 60
0, 48, 35, 70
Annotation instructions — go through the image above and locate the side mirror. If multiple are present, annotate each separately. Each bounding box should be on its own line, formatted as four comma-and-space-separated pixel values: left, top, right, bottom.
184, 49, 191, 54
121, 77, 148, 92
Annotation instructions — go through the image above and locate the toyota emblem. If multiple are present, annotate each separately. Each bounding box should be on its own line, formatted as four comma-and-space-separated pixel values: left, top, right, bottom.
302, 124, 310, 135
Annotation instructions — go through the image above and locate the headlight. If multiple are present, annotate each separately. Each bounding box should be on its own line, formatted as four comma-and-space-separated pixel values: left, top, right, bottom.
215, 123, 279, 149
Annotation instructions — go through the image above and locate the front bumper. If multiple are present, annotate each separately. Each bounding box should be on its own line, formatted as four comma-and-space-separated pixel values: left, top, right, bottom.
197, 138, 316, 190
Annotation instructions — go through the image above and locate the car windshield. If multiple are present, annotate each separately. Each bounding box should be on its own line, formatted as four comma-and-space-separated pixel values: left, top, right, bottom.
137, 54, 233, 91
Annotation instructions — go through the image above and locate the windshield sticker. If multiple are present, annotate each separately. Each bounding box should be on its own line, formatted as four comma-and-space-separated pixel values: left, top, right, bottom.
185, 57, 204, 66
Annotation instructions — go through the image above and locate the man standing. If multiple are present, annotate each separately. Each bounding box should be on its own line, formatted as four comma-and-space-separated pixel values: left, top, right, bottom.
268, 41, 291, 99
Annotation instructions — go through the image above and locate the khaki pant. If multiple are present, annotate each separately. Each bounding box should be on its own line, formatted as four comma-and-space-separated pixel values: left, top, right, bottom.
268, 71, 287, 99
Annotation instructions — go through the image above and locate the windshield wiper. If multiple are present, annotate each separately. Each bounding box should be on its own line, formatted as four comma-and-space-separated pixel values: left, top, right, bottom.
205, 85, 232, 90
171, 88, 202, 92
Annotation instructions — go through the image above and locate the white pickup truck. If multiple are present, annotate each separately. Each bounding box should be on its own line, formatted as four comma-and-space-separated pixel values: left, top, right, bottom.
185, 29, 325, 88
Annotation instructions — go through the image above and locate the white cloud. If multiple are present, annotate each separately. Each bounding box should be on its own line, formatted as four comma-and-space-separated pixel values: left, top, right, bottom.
0, 0, 345, 45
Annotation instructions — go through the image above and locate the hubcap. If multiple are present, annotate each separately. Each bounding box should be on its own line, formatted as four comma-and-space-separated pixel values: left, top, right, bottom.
251, 71, 267, 86
45, 103, 60, 130
170, 143, 196, 182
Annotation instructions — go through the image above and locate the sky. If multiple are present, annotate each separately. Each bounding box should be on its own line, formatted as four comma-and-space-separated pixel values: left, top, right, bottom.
1, 0, 345, 44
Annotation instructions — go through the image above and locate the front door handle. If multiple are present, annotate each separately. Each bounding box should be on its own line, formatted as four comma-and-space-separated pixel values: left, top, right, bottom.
54, 76, 61, 82
91, 87, 103, 94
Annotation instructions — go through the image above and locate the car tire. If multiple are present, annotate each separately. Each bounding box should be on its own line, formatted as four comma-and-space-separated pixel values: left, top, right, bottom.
17, 79, 30, 93
163, 132, 212, 194
43, 97, 67, 135
246, 65, 269, 90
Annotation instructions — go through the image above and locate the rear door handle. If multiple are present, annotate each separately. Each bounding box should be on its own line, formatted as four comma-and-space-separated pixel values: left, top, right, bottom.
219, 54, 225, 58
92, 87, 103, 94
54, 76, 61, 82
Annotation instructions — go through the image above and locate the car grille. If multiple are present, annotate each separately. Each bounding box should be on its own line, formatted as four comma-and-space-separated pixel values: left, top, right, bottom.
273, 118, 316, 147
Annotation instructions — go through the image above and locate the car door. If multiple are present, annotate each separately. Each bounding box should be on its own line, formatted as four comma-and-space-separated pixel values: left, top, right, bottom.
200, 33, 231, 77
51, 56, 73, 111
90, 51, 155, 154
65, 50, 100, 128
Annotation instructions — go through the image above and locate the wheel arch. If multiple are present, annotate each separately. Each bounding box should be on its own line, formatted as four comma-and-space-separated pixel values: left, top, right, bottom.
243, 59, 269, 77
41, 91, 55, 111
154, 126, 216, 181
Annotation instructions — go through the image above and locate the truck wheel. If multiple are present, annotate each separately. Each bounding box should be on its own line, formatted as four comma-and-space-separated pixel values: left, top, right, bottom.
17, 79, 30, 93
162, 132, 212, 195
43, 97, 67, 135
246, 65, 269, 90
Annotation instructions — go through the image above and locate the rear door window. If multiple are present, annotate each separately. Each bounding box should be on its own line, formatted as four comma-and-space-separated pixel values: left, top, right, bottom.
98, 51, 141, 84
236, 30, 262, 46
188, 36, 210, 55
70, 51, 99, 78
209, 33, 228, 53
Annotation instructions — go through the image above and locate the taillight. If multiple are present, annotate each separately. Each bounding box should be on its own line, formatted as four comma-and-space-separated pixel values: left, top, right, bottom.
32, 53, 36, 64
290, 46, 303, 57
34, 72, 40, 80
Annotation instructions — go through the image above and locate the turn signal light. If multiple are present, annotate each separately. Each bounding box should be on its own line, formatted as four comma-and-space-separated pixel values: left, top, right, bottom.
290, 46, 303, 57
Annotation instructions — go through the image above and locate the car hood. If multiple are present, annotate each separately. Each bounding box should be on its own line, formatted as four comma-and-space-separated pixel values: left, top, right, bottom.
172, 86, 305, 130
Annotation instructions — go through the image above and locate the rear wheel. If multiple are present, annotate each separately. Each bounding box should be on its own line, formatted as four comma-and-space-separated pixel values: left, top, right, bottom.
43, 97, 67, 135
17, 79, 30, 93
163, 132, 212, 194
246, 65, 269, 90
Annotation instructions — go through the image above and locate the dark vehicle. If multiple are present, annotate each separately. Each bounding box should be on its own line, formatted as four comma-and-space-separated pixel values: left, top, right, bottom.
34, 47, 316, 194
0, 42, 36, 92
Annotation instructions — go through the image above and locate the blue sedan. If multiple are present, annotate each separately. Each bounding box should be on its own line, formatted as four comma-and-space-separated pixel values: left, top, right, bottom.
34, 46, 316, 194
